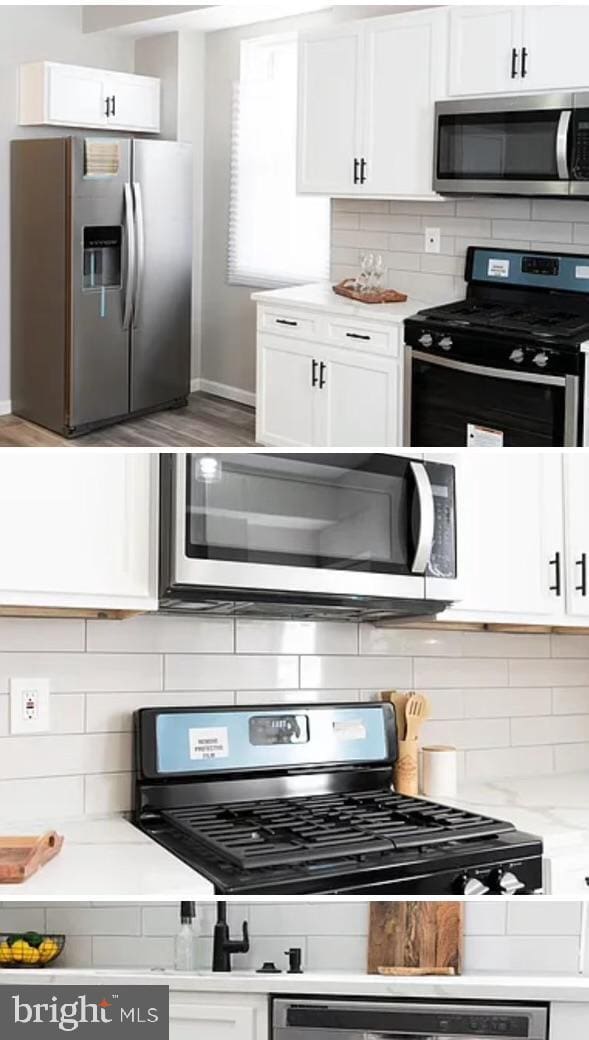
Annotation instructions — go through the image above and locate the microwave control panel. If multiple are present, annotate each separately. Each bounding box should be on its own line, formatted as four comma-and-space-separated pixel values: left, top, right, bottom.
426, 462, 457, 580
572, 117, 589, 179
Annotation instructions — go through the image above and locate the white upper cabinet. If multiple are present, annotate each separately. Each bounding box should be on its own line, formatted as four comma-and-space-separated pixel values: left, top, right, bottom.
363, 9, 448, 197
297, 9, 448, 198
449, 5, 589, 96
297, 25, 364, 195
444, 452, 566, 623
448, 6, 524, 96
19, 62, 160, 133
0, 454, 158, 611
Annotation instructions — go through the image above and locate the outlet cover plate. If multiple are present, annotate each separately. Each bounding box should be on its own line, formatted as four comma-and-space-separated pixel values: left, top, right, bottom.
10, 677, 50, 734
425, 227, 441, 254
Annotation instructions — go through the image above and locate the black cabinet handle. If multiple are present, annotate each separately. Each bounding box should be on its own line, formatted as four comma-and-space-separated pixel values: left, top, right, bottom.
360, 158, 367, 184
105, 96, 111, 117
549, 552, 562, 597
276, 319, 298, 328
511, 47, 519, 79
576, 554, 588, 596
311, 360, 319, 388
319, 362, 327, 390
111, 94, 116, 116
346, 332, 371, 341
353, 158, 360, 185
521, 48, 528, 78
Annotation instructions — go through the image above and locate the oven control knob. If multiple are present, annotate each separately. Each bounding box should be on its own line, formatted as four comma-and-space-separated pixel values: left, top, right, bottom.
456, 873, 490, 896
439, 336, 453, 352
419, 333, 434, 348
491, 869, 526, 895
509, 348, 525, 365
533, 352, 549, 369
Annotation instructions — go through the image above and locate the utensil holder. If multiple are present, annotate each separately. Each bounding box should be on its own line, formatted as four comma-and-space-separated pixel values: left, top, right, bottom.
394, 739, 419, 796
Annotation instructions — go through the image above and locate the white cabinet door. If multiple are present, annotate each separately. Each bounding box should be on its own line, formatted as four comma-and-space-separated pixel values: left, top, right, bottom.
444, 451, 565, 622
363, 9, 447, 197
297, 25, 364, 194
256, 335, 318, 446
47, 63, 106, 128
319, 346, 400, 447
104, 72, 160, 132
523, 6, 589, 90
170, 997, 268, 1040
563, 453, 589, 618
448, 6, 523, 96
0, 454, 158, 610
549, 1004, 589, 1040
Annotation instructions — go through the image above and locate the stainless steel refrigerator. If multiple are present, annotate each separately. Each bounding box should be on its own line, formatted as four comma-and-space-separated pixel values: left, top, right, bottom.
11, 136, 193, 436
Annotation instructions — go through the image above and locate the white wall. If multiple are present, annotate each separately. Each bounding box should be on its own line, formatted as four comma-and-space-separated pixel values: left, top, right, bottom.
0, 5, 135, 412
0, 901, 585, 975
201, 6, 423, 398
0, 616, 588, 819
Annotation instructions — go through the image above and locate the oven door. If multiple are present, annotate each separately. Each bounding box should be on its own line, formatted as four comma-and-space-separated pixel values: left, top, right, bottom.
409, 350, 580, 448
434, 94, 573, 195
168, 453, 457, 601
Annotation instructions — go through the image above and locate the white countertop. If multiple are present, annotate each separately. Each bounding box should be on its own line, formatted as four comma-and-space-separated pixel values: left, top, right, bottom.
251, 281, 428, 324
0, 817, 214, 899
450, 772, 589, 895
0, 969, 587, 1004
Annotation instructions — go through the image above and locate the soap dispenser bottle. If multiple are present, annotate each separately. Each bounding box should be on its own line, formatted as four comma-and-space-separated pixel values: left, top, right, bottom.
174, 901, 198, 971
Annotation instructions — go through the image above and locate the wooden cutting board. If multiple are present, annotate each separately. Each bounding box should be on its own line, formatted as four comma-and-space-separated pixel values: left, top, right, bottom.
0, 832, 64, 884
368, 902, 463, 976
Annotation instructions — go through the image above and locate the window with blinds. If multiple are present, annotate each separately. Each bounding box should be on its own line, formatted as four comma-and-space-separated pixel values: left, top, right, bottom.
227, 33, 331, 289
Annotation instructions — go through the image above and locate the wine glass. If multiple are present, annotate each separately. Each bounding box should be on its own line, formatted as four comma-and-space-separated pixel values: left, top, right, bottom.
371, 254, 385, 294
357, 253, 374, 294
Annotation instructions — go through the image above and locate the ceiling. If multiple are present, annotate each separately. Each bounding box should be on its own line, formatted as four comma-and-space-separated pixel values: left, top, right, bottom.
82, 3, 339, 36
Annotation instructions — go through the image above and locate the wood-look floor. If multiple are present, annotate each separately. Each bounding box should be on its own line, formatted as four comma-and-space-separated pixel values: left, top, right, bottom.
0, 393, 257, 448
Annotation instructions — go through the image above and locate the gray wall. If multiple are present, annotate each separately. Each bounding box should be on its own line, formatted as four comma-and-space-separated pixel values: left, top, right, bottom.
201, 6, 419, 399
0, 5, 134, 411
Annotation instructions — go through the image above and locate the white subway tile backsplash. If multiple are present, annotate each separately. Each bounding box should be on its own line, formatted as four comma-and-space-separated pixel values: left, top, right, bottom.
86, 617, 234, 655
492, 220, 572, 242
9, 899, 580, 975
0, 618, 588, 812
0, 619, 85, 653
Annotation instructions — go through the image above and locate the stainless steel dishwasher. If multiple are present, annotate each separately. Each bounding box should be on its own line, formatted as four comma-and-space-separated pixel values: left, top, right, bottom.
272, 999, 549, 1040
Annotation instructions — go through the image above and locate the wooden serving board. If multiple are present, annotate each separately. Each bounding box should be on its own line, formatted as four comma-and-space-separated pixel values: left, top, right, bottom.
377, 967, 456, 977
368, 902, 463, 976
0, 832, 64, 884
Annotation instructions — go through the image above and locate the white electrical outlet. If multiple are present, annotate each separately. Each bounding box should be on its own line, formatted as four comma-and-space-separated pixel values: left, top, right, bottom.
425, 227, 441, 254
10, 678, 50, 734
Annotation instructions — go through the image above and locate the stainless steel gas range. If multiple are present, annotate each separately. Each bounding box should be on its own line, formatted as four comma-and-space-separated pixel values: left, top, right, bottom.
133, 703, 544, 895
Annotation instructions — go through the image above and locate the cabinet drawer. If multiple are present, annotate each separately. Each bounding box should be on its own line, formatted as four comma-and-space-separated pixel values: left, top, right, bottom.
259, 307, 319, 341
325, 316, 399, 356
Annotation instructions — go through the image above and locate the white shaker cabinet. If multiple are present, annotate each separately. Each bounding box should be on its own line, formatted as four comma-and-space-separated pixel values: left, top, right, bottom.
0, 453, 158, 611
449, 5, 589, 96
297, 8, 447, 198
19, 62, 160, 133
444, 451, 566, 623
549, 1005, 589, 1040
563, 452, 589, 618
170, 995, 268, 1040
317, 346, 400, 447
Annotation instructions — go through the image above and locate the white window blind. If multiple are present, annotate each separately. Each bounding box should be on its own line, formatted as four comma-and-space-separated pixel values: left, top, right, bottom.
228, 33, 330, 289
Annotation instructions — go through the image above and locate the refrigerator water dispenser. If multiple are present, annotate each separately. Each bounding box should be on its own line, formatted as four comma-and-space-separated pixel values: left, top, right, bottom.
83, 226, 122, 290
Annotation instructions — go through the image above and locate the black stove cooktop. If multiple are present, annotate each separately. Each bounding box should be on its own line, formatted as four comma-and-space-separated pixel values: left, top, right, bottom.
418, 298, 589, 341
133, 704, 544, 896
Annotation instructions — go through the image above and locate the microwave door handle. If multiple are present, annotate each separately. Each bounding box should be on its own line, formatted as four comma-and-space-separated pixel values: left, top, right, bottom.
556, 110, 572, 180
410, 461, 435, 575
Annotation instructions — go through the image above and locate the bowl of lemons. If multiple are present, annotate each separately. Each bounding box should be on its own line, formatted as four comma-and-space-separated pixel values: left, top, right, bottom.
0, 934, 65, 968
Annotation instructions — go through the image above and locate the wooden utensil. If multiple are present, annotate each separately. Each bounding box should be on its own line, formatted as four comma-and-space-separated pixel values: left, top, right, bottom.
405, 693, 430, 742
368, 902, 463, 976
377, 967, 457, 977
0, 832, 64, 884
380, 690, 408, 740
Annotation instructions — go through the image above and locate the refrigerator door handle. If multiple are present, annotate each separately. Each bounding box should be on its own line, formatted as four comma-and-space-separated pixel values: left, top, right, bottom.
123, 182, 136, 330
132, 181, 145, 328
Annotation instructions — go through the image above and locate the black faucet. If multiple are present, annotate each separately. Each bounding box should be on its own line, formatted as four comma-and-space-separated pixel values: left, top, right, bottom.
212, 902, 250, 972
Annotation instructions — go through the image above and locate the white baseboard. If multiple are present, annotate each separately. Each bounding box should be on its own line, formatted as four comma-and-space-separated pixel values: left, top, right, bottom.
191, 378, 256, 409
0, 399, 11, 416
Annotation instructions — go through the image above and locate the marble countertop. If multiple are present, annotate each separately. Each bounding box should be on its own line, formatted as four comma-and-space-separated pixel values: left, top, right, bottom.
0, 969, 587, 1003
449, 771, 589, 895
0, 817, 214, 899
251, 281, 428, 324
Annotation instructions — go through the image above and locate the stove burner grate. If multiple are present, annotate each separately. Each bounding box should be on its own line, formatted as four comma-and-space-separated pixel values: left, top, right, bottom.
161, 790, 511, 871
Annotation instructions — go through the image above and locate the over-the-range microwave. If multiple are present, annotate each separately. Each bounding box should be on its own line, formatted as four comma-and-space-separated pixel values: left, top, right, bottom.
434, 91, 589, 196
159, 453, 460, 622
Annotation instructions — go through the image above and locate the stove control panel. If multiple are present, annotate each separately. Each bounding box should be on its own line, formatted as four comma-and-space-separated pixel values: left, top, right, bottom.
454, 864, 534, 897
